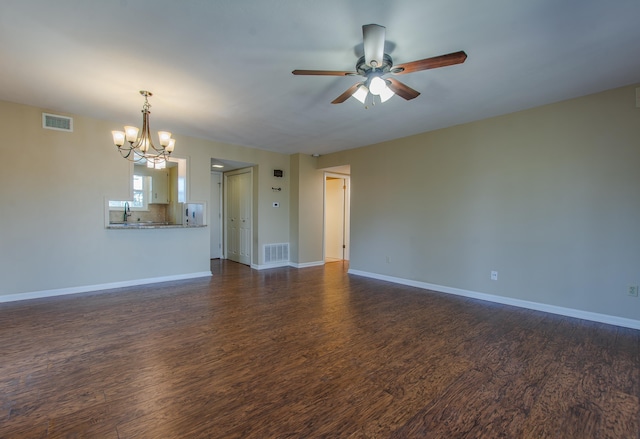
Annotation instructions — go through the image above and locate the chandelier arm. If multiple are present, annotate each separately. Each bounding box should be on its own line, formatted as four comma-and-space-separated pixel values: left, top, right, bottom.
118, 145, 145, 163
141, 108, 164, 155
118, 146, 132, 159
137, 109, 149, 150
117, 142, 133, 157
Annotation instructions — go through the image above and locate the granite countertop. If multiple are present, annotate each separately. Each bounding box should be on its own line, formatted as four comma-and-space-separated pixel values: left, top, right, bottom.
107, 222, 206, 229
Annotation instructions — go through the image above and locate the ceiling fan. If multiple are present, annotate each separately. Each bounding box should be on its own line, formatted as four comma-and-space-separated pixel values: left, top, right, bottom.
292, 24, 467, 104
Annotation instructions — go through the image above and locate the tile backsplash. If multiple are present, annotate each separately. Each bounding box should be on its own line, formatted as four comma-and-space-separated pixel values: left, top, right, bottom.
109, 204, 169, 224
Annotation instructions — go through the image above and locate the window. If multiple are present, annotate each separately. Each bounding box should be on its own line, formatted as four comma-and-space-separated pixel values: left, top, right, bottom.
108, 175, 151, 210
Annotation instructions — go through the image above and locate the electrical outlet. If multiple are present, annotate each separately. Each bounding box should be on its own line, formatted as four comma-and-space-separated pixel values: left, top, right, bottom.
490, 271, 498, 281
629, 286, 639, 297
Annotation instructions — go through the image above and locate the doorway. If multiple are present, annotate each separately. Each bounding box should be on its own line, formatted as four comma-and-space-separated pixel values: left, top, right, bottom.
225, 168, 252, 265
324, 173, 350, 262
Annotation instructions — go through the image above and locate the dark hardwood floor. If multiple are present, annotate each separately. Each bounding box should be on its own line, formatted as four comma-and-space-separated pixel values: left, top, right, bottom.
1, 260, 638, 438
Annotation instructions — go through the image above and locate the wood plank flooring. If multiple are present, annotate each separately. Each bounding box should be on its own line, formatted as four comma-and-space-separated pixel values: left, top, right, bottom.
1, 260, 638, 438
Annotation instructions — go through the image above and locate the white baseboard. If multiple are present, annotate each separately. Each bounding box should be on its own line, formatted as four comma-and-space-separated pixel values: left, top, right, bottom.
251, 261, 290, 270
0, 272, 212, 304
289, 261, 325, 268
348, 269, 640, 330
251, 260, 325, 270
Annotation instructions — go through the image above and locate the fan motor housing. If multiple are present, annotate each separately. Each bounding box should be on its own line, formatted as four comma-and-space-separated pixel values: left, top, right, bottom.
356, 54, 393, 77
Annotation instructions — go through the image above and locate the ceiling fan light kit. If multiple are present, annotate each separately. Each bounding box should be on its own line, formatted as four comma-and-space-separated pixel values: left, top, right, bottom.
352, 85, 369, 104
368, 75, 387, 95
292, 24, 467, 106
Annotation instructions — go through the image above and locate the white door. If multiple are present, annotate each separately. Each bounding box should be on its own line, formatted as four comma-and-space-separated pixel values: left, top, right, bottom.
210, 172, 222, 259
226, 173, 240, 263
225, 169, 252, 265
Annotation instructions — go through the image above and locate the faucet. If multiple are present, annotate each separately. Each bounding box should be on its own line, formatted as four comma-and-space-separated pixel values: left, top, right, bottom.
123, 202, 131, 222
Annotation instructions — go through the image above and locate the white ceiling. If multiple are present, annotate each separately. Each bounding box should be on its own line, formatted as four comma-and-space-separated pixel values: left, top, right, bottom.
1, 0, 639, 156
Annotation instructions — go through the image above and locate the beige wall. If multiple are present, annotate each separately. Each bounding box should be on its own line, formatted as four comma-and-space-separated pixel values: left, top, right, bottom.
318, 84, 640, 322
288, 155, 300, 263
255, 161, 290, 265
289, 154, 324, 265
0, 100, 289, 297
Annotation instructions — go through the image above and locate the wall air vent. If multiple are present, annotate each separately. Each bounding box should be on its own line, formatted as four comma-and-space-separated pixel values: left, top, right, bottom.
42, 113, 73, 132
264, 243, 289, 264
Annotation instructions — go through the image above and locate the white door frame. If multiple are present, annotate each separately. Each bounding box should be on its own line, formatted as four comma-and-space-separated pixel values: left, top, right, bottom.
210, 171, 223, 259
223, 167, 253, 264
323, 172, 350, 262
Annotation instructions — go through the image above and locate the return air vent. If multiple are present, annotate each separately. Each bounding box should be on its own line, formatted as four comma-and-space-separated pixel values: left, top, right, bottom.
264, 243, 289, 264
42, 113, 73, 132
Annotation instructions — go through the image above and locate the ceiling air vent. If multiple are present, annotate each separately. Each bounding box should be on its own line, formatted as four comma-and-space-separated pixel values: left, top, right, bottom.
42, 113, 73, 132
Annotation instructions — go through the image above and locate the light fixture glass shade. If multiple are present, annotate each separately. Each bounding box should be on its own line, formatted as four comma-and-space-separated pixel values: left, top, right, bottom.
353, 85, 369, 104
379, 85, 395, 103
166, 138, 176, 152
158, 131, 172, 147
112, 131, 125, 146
124, 126, 139, 143
369, 76, 386, 95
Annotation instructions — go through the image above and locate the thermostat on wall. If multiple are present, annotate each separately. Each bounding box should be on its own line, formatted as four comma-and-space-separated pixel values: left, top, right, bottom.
274, 169, 283, 178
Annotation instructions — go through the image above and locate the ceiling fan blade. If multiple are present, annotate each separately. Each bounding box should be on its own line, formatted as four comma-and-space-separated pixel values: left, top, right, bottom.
393, 51, 467, 74
292, 69, 356, 76
331, 83, 361, 104
386, 78, 420, 100
363, 24, 385, 68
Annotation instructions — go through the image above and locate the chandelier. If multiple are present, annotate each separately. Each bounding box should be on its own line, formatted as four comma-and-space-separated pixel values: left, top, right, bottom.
111, 90, 175, 169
